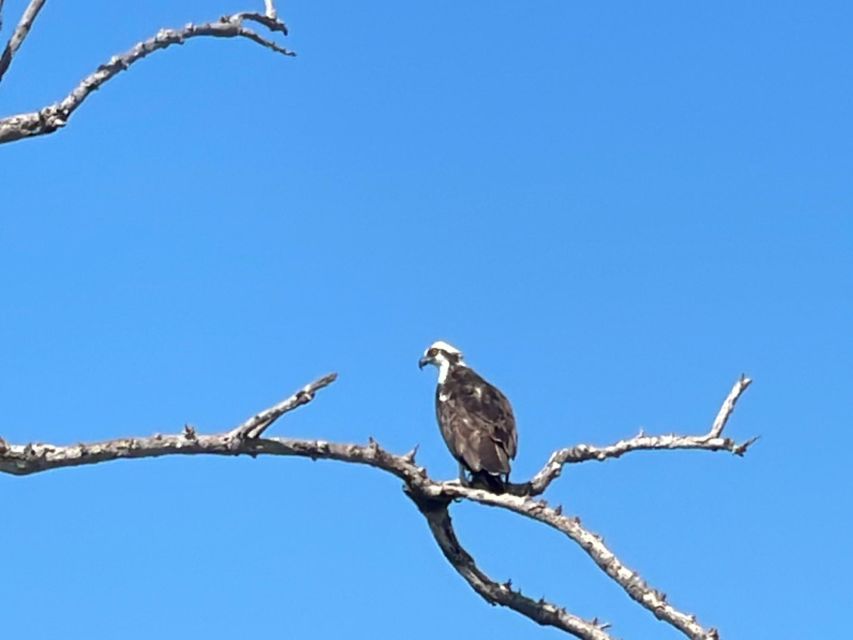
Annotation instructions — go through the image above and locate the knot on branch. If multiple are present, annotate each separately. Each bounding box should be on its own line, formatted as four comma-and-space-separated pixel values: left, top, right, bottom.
403, 485, 452, 514
732, 435, 760, 456
295, 389, 314, 403
367, 436, 379, 454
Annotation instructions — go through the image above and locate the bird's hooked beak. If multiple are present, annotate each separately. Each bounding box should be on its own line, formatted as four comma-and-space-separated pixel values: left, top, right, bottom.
418, 355, 432, 370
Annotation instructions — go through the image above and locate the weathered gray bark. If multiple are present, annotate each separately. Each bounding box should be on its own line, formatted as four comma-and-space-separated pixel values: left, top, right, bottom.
0, 370, 753, 640
0, 3, 292, 144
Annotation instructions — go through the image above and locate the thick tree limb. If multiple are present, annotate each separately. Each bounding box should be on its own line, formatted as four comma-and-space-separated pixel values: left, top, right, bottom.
0, 376, 752, 482
0, 0, 47, 85
0, 375, 752, 640
0, 10, 293, 145
414, 500, 614, 640
523, 375, 754, 496
426, 484, 718, 640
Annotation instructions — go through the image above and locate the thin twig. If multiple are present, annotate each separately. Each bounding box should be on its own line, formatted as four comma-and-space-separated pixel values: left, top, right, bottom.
230, 372, 338, 439
236, 11, 288, 35
709, 375, 751, 437
0, 12, 293, 145
0, 0, 47, 84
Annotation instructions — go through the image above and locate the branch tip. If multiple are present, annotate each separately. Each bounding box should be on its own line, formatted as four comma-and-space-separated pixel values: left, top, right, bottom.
403, 444, 419, 463
709, 374, 752, 438
733, 435, 760, 456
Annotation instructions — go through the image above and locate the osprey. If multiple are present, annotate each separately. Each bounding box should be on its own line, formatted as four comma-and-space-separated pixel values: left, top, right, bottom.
419, 340, 518, 493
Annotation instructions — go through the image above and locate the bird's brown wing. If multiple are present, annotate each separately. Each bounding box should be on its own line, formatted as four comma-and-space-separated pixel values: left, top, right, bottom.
437, 367, 517, 475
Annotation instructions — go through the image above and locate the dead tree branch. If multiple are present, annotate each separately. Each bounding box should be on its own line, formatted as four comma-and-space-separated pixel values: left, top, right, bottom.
413, 500, 615, 640
0, 6, 293, 145
522, 375, 754, 496
0, 375, 752, 640
0, 0, 47, 85
229, 372, 338, 439
428, 484, 719, 640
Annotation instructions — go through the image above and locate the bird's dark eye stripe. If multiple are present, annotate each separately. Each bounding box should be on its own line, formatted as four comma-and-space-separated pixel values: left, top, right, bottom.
428, 348, 438, 357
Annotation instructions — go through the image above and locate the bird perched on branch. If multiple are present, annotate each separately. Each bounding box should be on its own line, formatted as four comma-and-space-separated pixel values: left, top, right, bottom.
419, 340, 518, 493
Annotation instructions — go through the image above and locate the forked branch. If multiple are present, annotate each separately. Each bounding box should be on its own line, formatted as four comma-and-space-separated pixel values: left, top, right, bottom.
521, 375, 754, 496
229, 372, 338, 439
0, 375, 753, 640
428, 483, 719, 640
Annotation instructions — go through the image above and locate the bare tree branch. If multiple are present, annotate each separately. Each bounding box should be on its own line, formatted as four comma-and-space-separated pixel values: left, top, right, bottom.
413, 499, 615, 640
0, 376, 752, 483
0, 374, 345, 476
709, 375, 751, 437
229, 372, 338, 439
0, 0, 47, 85
426, 483, 719, 640
2, 374, 616, 639
0, 11, 293, 145
523, 376, 754, 496
234, 10, 288, 36
0, 375, 751, 639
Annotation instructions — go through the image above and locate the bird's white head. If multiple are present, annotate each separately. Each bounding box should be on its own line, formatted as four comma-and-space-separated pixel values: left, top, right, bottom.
418, 340, 466, 383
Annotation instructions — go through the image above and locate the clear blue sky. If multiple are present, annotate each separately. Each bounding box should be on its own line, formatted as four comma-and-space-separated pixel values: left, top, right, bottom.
1, 2, 850, 638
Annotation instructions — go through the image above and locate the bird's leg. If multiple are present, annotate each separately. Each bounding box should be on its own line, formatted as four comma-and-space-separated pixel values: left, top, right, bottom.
458, 462, 471, 487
